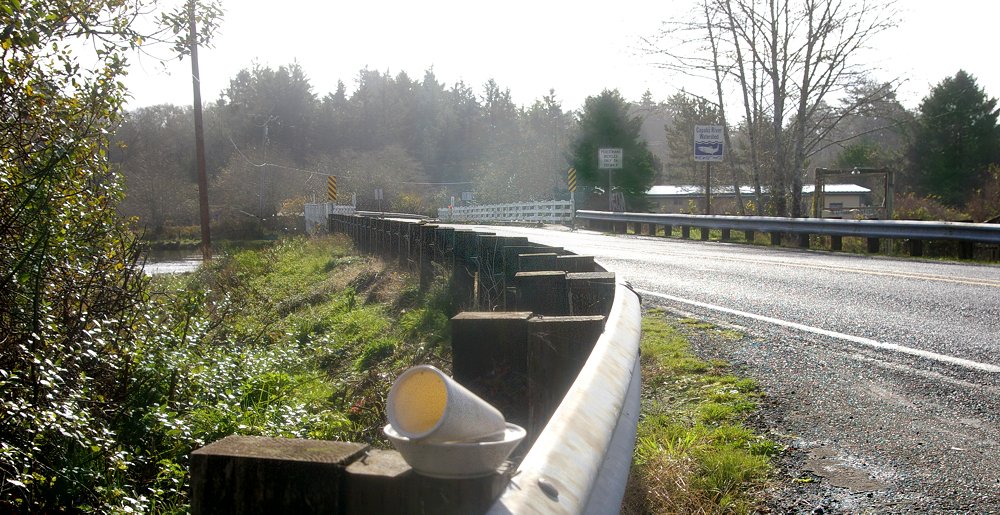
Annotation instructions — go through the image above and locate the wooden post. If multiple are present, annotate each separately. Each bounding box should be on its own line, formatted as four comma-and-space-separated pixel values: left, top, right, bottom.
526, 316, 606, 445
566, 272, 616, 317
770, 232, 782, 246
721, 228, 731, 241
745, 229, 755, 243
517, 252, 559, 272
555, 255, 596, 273
190, 435, 367, 515
451, 312, 533, 428
681, 226, 690, 239
867, 237, 880, 253
798, 233, 810, 249
700, 227, 710, 241
342, 449, 510, 515
959, 241, 974, 259
831, 235, 843, 251
418, 224, 437, 291
909, 239, 923, 257
514, 271, 570, 316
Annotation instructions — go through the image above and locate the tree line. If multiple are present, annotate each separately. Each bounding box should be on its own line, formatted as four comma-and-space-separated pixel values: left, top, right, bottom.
114, 64, 1000, 237
112, 65, 580, 237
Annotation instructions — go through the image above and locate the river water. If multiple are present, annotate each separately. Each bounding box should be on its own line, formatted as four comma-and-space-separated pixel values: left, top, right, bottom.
143, 249, 203, 275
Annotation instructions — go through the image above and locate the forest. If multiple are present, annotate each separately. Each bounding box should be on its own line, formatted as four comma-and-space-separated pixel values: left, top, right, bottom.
113, 61, 1000, 240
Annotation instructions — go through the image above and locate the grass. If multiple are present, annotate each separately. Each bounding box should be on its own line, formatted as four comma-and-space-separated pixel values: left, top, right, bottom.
120, 234, 454, 512
622, 310, 779, 514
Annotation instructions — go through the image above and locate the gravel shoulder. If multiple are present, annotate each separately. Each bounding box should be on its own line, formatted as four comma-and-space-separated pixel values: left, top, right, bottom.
663, 305, 1000, 514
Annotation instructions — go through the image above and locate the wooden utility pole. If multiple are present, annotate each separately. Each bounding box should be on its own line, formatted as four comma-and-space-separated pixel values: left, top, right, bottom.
189, 0, 212, 260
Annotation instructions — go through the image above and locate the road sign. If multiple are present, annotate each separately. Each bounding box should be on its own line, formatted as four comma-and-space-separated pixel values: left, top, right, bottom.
598, 148, 623, 169
694, 125, 724, 162
567, 167, 577, 192
327, 175, 338, 201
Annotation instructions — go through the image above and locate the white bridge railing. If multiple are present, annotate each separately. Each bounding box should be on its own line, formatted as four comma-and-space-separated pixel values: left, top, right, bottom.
438, 200, 573, 224
305, 203, 356, 233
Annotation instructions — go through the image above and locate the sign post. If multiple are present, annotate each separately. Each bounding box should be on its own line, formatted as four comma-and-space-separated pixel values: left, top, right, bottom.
327, 175, 338, 202
598, 148, 623, 212
567, 167, 577, 228
694, 126, 724, 215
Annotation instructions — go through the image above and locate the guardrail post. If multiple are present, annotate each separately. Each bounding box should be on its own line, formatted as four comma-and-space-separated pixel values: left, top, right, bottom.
418, 224, 437, 291
867, 237, 880, 253
700, 227, 710, 241
556, 255, 596, 273
451, 231, 478, 308
745, 229, 755, 243
526, 315, 606, 445
681, 226, 690, 239
567, 272, 616, 316
518, 252, 558, 272
831, 235, 843, 251
798, 233, 810, 248
721, 228, 731, 241
770, 231, 781, 246
343, 449, 510, 515
190, 436, 367, 514
959, 241, 974, 259
514, 271, 570, 316
451, 312, 533, 428
909, 239, 923, 257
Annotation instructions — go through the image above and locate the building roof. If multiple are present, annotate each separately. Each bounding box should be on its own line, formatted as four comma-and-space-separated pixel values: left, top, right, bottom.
647, 184, 870, 197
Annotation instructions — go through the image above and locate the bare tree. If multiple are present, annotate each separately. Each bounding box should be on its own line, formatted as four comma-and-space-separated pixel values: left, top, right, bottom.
647, 0, 899, 217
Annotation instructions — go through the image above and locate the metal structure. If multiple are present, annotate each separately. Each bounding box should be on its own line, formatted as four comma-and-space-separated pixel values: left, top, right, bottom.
576, 210, 1000, 245
439, 200, 574, 224
487, 281, 641, 515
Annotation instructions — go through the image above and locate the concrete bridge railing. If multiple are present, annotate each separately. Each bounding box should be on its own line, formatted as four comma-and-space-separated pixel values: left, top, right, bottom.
189, 215, 642, 514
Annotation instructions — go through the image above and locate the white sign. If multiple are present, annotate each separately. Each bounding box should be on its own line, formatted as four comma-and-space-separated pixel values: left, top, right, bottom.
598, 148, 623, 169
694, 125, 724, 162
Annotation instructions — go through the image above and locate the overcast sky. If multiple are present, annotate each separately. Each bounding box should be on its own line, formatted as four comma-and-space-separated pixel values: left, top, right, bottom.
123, 0, 1000, 112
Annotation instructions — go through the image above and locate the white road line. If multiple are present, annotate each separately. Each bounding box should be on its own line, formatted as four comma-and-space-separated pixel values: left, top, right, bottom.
636, 288, 1000, 374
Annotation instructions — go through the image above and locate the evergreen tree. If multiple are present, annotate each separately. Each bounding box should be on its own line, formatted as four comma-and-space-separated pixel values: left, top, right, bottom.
570, 90, 656, 211
909, 70, 1000, 206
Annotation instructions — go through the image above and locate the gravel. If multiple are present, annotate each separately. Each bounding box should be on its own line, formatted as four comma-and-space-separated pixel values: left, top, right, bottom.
667, 306, 1000, 514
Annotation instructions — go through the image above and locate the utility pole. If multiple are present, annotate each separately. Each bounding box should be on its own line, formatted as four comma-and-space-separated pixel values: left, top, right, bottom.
189, 0, 212, 260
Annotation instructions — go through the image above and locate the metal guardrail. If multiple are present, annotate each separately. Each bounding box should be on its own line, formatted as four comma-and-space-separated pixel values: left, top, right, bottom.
333, 215, 641, 513
576, 210, 1000, 244
439, 200, 574, 224
487, 280, 641, 515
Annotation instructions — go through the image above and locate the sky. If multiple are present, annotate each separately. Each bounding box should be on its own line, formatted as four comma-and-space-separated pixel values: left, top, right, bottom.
123, 0, 1000, 113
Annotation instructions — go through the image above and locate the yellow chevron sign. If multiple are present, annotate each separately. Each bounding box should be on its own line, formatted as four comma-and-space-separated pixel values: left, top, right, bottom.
327, 175, 337, 201
567, 167, 577, 193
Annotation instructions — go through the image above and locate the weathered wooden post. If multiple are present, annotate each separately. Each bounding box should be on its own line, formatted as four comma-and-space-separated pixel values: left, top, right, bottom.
451, 312, 533, 428
566, 272, 616, 317
190, 435, 366, 514
555, 254, 596, 273
514, 271, 570, 316
526, 315, 606, 445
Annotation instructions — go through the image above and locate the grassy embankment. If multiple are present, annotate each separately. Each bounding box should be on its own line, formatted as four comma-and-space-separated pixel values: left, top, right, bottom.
132, 236, 774, 512
125, 234, 452, 512
624, 310, 780, 514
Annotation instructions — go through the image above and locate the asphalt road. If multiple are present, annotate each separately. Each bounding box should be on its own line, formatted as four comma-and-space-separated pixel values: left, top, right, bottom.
471, 224, 1000, 513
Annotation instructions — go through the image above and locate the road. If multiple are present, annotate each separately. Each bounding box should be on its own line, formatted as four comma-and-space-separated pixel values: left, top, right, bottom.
469, 224, 1000, 512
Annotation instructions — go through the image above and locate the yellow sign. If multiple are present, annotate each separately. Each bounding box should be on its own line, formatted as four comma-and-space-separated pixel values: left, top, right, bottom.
567, 167, 577, 193
327, 175, 337, 201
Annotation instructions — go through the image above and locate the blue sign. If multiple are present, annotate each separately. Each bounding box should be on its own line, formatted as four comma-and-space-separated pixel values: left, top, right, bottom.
694, 125, 724, 162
